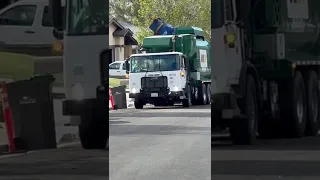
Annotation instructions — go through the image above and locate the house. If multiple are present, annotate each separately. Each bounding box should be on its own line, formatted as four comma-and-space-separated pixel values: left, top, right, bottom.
109, 17, 139, 64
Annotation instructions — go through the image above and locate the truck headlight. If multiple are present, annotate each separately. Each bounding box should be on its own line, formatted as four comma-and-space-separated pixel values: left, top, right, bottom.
131, 88, 137, 93
173, 86, 179, 91
71, 83, 84, 100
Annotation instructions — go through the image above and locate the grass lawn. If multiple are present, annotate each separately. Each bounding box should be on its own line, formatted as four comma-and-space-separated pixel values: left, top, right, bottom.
109, 78, 121, 87
0, 52, 34, 81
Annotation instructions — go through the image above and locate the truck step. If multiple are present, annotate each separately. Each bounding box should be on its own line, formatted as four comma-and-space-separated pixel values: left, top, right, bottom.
231, 84, 242, 99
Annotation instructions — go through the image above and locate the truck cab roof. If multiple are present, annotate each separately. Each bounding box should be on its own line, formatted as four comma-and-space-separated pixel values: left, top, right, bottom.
130, 52, 184, 57
11, 0, 65, 6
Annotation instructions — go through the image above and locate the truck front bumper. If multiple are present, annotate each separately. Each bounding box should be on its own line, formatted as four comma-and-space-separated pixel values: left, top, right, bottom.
129, 91, 185, 99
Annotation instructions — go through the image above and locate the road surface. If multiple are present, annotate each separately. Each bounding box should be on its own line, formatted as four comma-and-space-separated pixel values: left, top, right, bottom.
109, 105, 211, 180
0, 145, 109, 180
212, 131, 320, 179
0, 104, 210, 180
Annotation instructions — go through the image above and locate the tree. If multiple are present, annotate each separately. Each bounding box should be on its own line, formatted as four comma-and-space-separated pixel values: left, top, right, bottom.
109, 0, 141, 23
133, 0, 211, 44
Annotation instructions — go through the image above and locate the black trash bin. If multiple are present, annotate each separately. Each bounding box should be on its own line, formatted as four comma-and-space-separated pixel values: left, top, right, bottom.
7, 75, 56, 151
111, 85, 127, 109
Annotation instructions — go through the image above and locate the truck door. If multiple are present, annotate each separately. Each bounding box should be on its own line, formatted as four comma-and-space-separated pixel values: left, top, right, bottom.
211, 0, 242, 96
0, 4, 38, 45
224, 0, 242, 84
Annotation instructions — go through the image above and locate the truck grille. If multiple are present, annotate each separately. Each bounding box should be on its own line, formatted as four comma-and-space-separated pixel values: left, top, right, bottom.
141, 76, 168, 91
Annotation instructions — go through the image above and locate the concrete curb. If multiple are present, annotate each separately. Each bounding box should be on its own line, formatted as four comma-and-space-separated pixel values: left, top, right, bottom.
0, 132, 79, 155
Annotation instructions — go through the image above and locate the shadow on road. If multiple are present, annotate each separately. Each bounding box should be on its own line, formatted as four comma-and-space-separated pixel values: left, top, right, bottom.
142, 104, 211, 110
212, 134, 320, 177
110, 124, 210, 136
212, 134, 320, 151
109, 120, 131, 124
110, 111, 211, 118
212, 160, 320, 176
0, 147, 109, 177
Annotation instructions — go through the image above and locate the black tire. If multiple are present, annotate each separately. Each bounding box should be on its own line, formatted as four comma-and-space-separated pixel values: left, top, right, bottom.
230, 74, 258, 145
279, 71, 307, 138
79, 115, 108, 149
182, 85, 192, 107
206, 84, 211, 104
305, 71, 320, 136
134, 100, 144, 109
199, 83, 208, 105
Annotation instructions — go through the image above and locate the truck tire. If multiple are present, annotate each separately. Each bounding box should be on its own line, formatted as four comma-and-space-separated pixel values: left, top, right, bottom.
134, 100, 144, 109
206, 84, 211, 104
182, 85, 192, 107
199, 83, 208, 105
79, 113, 108, 149
230, 74, 258, 145
305, 70, 320, 136
279, 71, 307, 138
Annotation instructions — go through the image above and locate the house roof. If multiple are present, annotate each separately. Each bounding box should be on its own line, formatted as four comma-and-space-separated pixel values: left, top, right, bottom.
109, 17, 138, 45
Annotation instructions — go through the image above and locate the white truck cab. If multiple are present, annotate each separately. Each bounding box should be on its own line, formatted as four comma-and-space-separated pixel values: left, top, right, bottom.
50, 0, 109, 149
126, 52, 189, 108
0, 0, 65, 45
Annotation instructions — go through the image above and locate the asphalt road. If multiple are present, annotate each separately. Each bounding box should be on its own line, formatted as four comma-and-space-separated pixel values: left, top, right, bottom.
212, 131, 320, 179
3, 102, 319, 180
0, 145, 109, 180
109, 104, 211, 180
0, 104, 210, 180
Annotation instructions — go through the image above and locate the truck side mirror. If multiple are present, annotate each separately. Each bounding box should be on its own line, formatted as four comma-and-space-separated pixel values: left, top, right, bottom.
125, 58, 130, 74
183, 57, 188, 69
49, 0, 64, 40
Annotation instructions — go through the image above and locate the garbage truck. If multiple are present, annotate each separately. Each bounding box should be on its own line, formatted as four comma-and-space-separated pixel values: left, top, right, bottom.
211, 0, 320, 145
49, 0, 109, 149
125, 19, 211, 108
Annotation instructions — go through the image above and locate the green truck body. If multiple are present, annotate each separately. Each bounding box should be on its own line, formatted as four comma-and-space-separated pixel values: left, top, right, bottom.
127, 26, 212, 108
142, 26, 211, 84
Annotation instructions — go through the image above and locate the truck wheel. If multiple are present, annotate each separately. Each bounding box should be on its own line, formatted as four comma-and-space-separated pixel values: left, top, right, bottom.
134, 100, 144, 109
279, 71, 307, 138
79, 114, 108, 149
230, 74, 258, 145
182, 85, 192, 107
305, 71, 320, 136
206, 84, 211, 104
199, 83, 208, 105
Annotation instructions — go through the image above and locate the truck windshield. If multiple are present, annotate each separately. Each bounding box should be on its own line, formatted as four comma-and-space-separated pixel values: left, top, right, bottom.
67, 0, 108, 35
130, 54, 180, 73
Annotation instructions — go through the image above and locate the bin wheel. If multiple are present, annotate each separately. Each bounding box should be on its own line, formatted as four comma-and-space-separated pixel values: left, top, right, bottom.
134, 100, 144, 109
79, 115, 108, 149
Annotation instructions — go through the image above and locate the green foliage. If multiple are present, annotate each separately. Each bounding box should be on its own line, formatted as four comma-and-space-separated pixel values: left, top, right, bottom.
110, 0, 141, 23
133, 0, 211, 44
